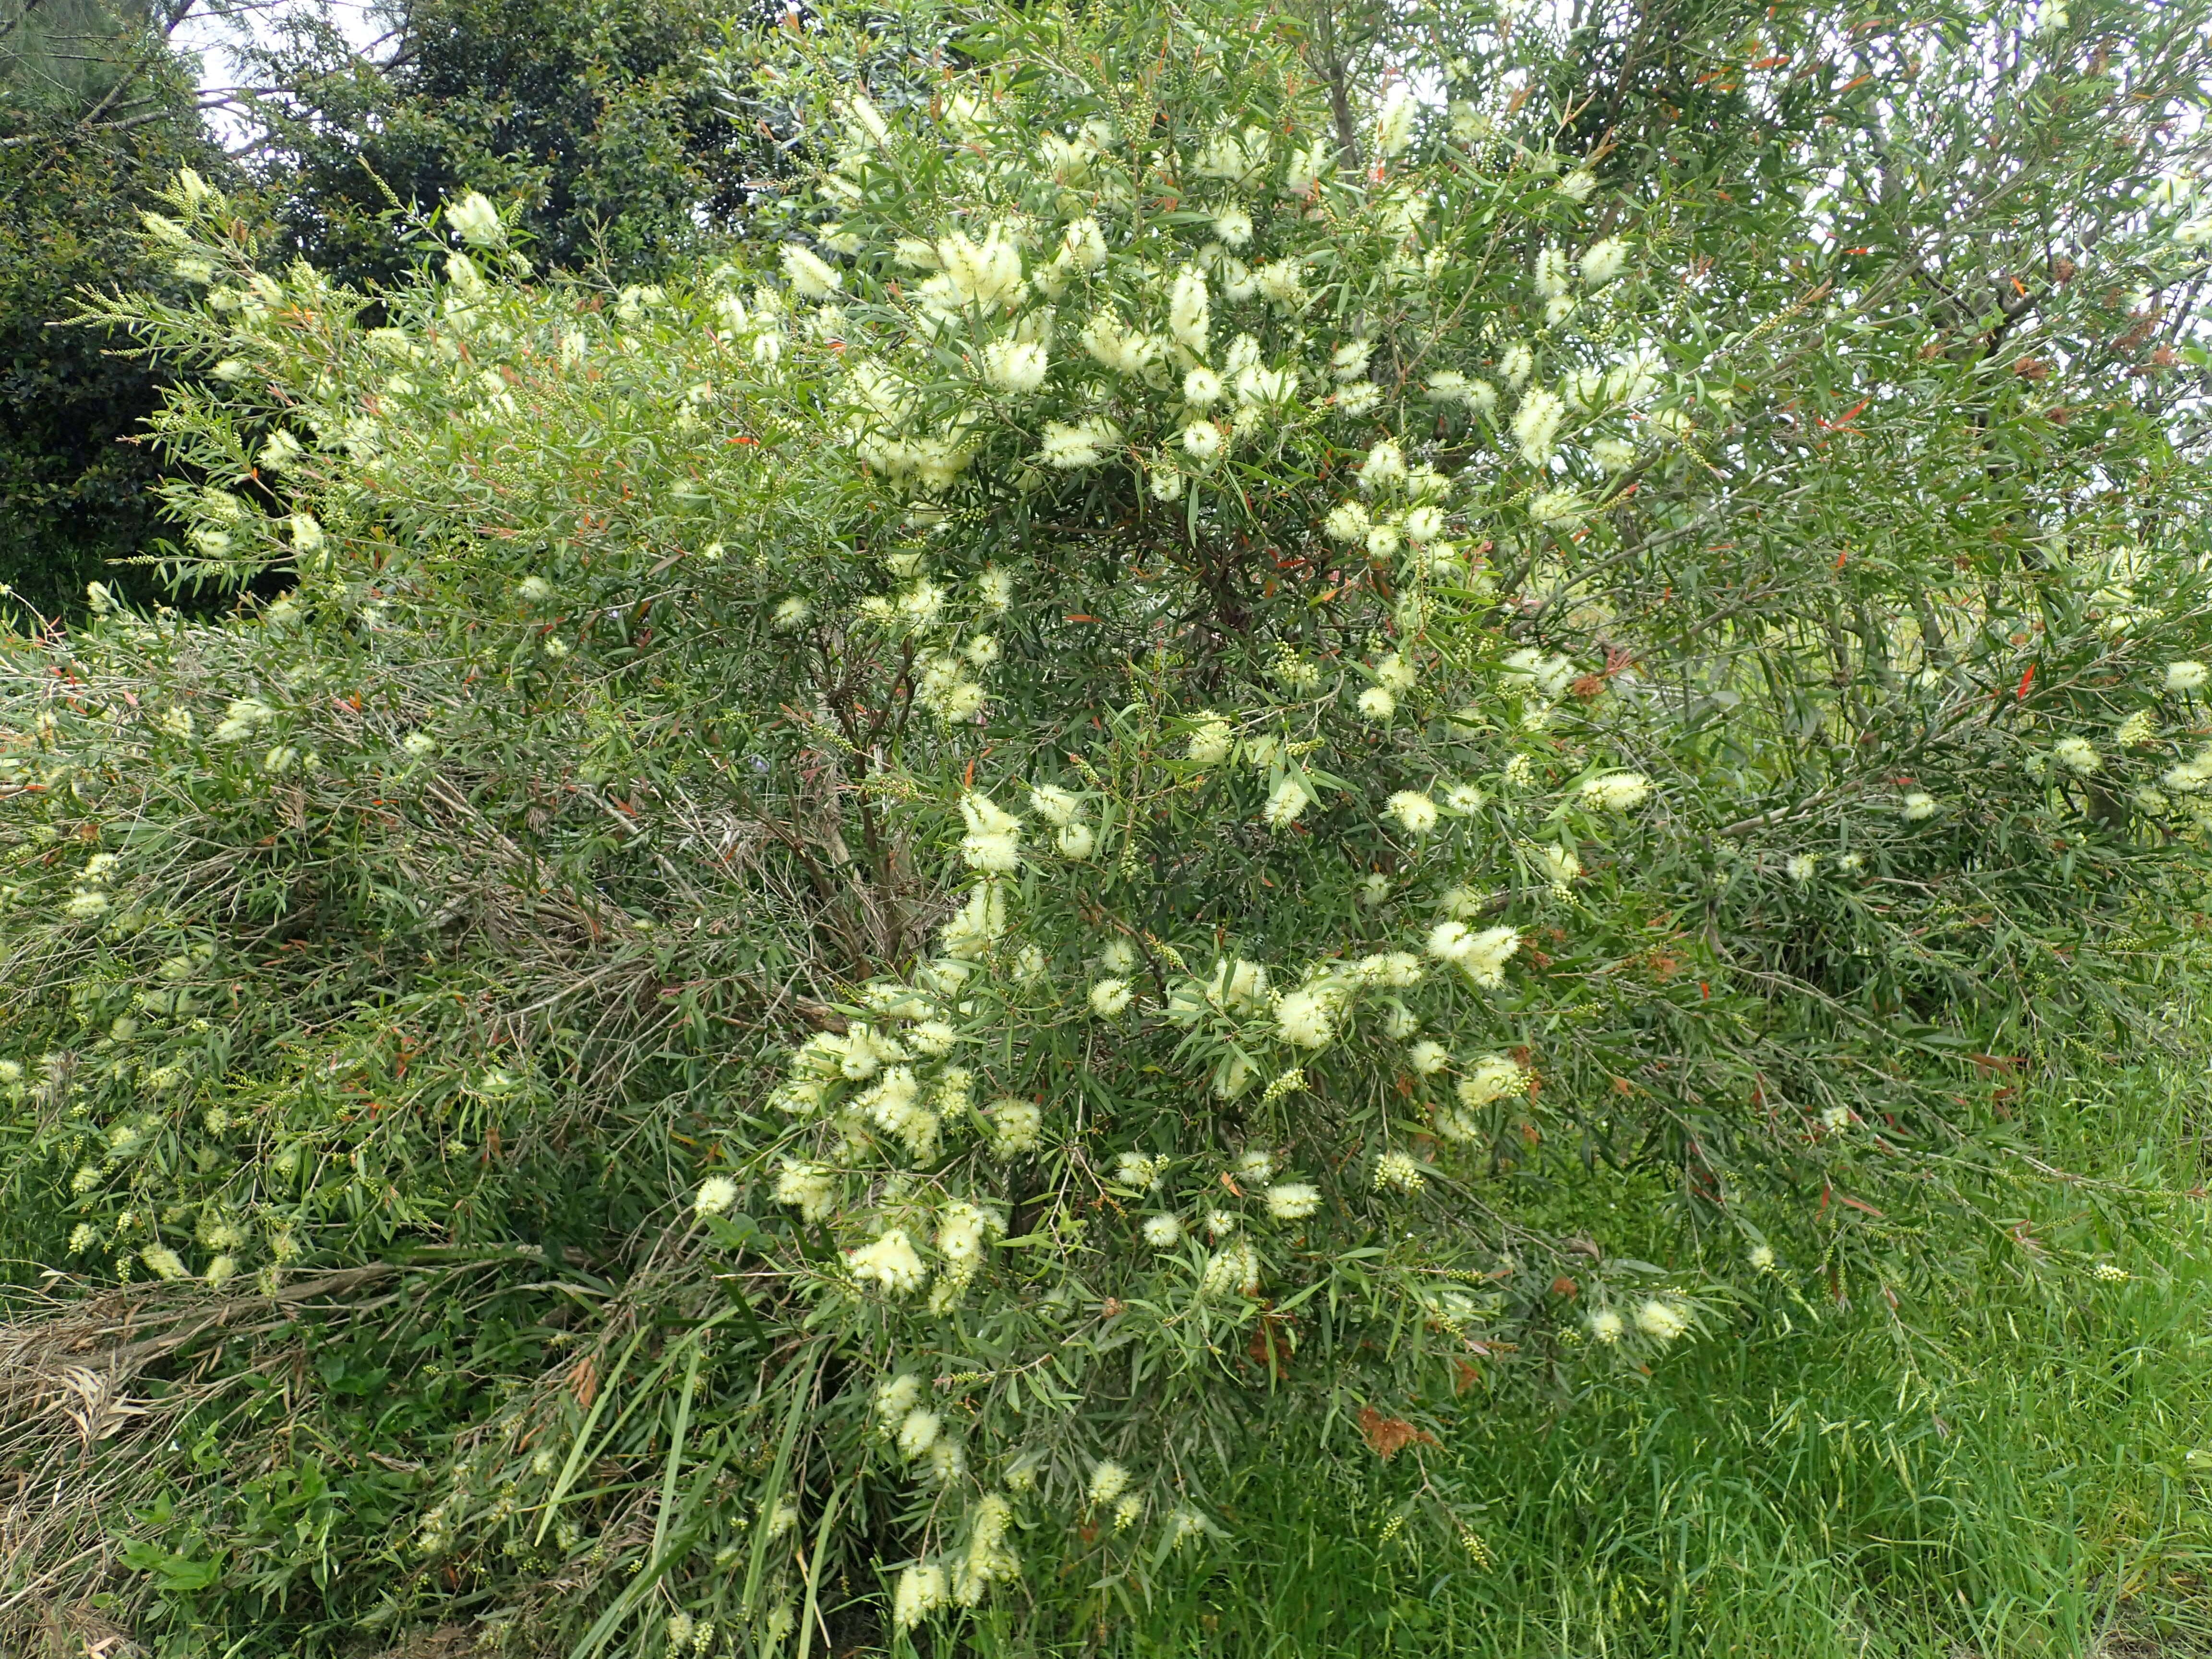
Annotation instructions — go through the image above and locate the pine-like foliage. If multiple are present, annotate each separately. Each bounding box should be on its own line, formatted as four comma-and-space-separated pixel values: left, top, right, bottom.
7, 0, 2212, 1650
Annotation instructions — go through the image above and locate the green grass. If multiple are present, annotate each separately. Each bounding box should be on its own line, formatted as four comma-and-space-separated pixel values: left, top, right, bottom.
971, 1058, 2212, 1659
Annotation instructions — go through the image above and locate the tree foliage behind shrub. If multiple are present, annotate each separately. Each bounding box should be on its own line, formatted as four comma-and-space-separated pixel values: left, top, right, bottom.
6, 0, 2212, 1651
0, 2, 221, 621
236, 0, 784, 288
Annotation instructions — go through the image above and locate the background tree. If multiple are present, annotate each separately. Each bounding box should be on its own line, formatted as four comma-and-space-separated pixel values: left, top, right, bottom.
0, 0, 224, 620
231, 0, 781, 286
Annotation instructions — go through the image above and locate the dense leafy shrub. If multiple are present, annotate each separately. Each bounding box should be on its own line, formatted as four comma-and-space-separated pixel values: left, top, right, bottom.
7, 0, 2212, 1651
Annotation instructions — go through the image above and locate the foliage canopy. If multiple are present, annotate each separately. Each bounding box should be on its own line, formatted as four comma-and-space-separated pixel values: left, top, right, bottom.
8, 0, 2212, 1651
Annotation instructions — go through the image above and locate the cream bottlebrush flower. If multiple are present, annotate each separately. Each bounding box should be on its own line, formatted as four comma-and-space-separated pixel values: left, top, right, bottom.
1462, 926, 1522, 987
1355, 950, 1423, 986
1587, 1308, 1625, 1343
1819, 1105, 1853, 1131
1113, 1148, 1163, 1188
1265, 1182, 1321, 1220
445, 191, 505, 248
1181, 420, 1225, 463
1529, 489, 1586, 529
1592, 436, 1637, 471
1634, 1298, 1690, 1342
1335, 382, 1382, 416
2116, 709, 2158, 747
774, 1159, 831, 1230
768, 1078, 825, 1115
937, 1202, 995, 1266
1088, 1460, 1132, 1507
1274, 986, 1336, 1048
909, 1021, 959, 1057
259, 429, 305, 472
1534, 246, 1569, 299
850, 1228, 928, 1294
1373, 1150, 1425, 1192
2165, 749, 2212, 792
981, 339, 1049, 393
1580, 771, 1652, 811
1186, 717, 1234, 764
1365, 522, 1403, 560
1142, 1213, 1184, 1248
2052, 735, 2100, 774
1079, 313, 1160, 375
1201, 1240, 1262, 1296
1500, 342, 1534, 387
1749, 1243, 1777, 1272
142, 1245, 189, 1281
1184, 366, 1226, 407
1374, 84, 1419, 158
1458, 1053, 1524, 1106
1357, 439, 1408, 492
1578, 237, 1629, 287
2164, 660, 2208, 694
1537, 843, 1582, 888
1215, 255, 1259, 301
1038, 415, 1120, 469
892, 1564, 949, 1631
932, 225, 1025, 310
694, 1176, 739, 1217
1443, 784, 1485, 817
1206, 1208, 1239, 1236
1324, 500, 1371, 542
772, 597, 812, 629
1168, 264, 1210, 355
1233, 362, 1298, 407
1358, 687, 1396, 721
1206, 956, 1271, 1012
1407, 1040, 1450, 1075
1332, 339, 1374, 382
1254, 258, 1306, 308
1375, 654, 1418, 693
1386, 791, 1439, 835
959, 793, 1023, 871
1282, 137, 1330, 198
1100, 937, 1138, 974
1511, 388, 1567, 465
1029, 783, 1081, 826
1785, 853, 1817, 883
1089, 978, 1134, 1017
939, 882, 1007, 958
986, 1098, 1043, 1156
781, 243, 842, 299
1426, 919, 1475, 963
1060, 215, 1110, 272
1560, 168, 1598, 202
897, 1409, 943, 1457
1900, 791, 1937, 821
1262, 777, 1312, 828
1402, 505, 1446, 544
953, 1493, 1020, 1604
1213, 204, 1255, 245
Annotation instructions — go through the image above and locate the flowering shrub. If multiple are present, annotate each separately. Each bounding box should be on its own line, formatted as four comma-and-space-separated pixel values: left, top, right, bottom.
8, 0, 2212, 1648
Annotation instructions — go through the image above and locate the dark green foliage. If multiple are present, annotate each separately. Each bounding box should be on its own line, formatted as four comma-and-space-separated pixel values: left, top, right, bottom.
240, 0, 782, 287
0, 2, 222, 622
